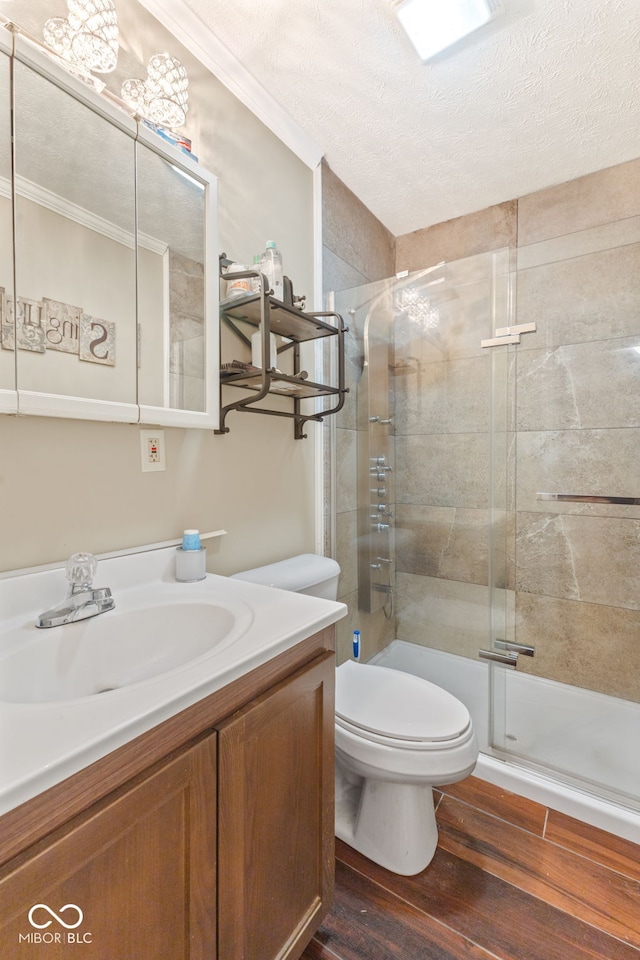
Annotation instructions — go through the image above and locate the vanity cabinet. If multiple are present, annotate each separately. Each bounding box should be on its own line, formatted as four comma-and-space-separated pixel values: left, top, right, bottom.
218, 655, 334, 960
0, 633, 335, 960
0, 736, 217, 958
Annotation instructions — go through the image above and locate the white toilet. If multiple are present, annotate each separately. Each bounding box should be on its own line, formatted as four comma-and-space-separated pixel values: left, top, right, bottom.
231, 554, 479, 877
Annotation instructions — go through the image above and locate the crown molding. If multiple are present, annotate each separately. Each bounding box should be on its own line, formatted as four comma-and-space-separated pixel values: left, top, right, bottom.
135, 0, 324, 170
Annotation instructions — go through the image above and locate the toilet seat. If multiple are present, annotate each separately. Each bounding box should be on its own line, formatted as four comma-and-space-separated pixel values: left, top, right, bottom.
336, 661, 471, 745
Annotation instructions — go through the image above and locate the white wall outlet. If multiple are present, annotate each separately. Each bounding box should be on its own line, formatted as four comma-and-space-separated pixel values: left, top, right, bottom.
140, 429, 166, 472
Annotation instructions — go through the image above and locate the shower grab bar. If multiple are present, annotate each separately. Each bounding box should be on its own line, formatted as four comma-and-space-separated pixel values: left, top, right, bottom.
537, 493, 640, 506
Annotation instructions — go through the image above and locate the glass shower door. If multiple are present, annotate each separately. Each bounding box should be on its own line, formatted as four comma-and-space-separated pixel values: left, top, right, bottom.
499, 218, 640, 810
332, 249, 512, 748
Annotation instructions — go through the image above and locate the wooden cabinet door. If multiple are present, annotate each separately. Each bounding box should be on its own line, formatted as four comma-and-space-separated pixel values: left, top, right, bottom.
0, 734, 217, 960
217, 653, 335, 960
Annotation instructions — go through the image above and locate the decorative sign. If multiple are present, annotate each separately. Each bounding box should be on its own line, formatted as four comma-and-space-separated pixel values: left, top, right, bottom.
79, 315, 115, 366
15, 297, 46, 353
0, 287, 115, 365
43, 298, 81, 354
0, 287, 13, 351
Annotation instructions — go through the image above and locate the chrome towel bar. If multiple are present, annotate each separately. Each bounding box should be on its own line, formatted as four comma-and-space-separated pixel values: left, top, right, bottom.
537, 493, 640, 506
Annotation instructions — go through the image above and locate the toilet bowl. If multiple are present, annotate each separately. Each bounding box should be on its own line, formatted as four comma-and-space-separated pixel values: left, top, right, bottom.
335, 659, 478, 875
231, 554, 479, 876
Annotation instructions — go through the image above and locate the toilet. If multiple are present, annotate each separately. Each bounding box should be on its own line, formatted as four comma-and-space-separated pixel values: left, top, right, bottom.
231, 554, 479, 876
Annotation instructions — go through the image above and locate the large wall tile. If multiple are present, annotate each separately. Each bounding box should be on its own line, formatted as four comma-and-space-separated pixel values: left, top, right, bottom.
517, 215, 640, 272
322, 245, 370, 296
395, 503, 489, 586
517, 428, 640, 520
516, 512, 640, 611
336, 427, 358, 513
515, 593, 640, 702
394, 355, 491, 436
394, 275, 494, 363
396, 201, 517, 272
336, 509, 358, 599
518, 159, 640, 246
516, 338, 640, 431
335, 588, 395, 665
395, 572, 490, 659
322, 162, 395, 283
516, 243, 640, 348
396, 433, 490, 508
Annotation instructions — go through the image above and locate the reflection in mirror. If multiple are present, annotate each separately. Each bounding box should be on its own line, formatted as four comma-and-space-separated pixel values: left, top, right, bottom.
136, 141, 206, 413
0, 46, 16, 410
12, 58, 137, 408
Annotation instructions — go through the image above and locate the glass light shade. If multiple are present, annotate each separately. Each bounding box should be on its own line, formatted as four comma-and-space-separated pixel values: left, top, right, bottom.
121, 78, 148, 114
44, 0, 119, 74
396, 0, 492, 61
67, 0, 118, 73
146, 54, 189, 129
43, 18, 76, 61
122, 54, 189, 131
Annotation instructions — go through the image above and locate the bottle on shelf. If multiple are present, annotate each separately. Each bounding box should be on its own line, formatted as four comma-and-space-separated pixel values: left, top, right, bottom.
259, 240, 283, 301
251, 327, 278, 370
251, 254, 262, 294
224, 262, 251, 299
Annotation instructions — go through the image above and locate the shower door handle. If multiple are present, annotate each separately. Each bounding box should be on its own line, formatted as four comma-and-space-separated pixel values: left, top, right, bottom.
479, 641, 535, 668
479, 649, 518, 668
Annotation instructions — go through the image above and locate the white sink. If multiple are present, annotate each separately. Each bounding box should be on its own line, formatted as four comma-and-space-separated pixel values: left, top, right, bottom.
0, 544, 346, 815
0, 588, 253, 703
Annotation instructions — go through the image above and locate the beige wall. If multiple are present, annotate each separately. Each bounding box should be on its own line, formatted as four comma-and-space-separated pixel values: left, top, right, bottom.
393, 159, 640, 703
0, 0, 316, 574
321, 162, 396, 664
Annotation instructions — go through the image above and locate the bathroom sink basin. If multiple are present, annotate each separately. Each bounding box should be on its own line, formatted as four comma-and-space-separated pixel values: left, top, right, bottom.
0, 593, 253, 704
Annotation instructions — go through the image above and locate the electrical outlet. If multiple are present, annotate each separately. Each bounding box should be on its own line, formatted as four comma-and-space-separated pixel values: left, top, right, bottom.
140, 429, 166, 472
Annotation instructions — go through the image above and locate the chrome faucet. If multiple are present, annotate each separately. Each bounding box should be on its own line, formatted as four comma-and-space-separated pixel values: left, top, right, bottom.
36, 553, 115, 628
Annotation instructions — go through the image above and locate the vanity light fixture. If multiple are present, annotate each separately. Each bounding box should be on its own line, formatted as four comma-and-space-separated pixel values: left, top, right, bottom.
122, 54, 189, 131
43, 0, 119, 74
395, 0, 493, 61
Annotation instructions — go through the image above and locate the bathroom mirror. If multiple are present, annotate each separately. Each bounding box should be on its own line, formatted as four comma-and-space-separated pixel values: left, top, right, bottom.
4, 33, 218, 428
135, 131, 214, 423
12, 53, 138, 420
0, 34, 16, 413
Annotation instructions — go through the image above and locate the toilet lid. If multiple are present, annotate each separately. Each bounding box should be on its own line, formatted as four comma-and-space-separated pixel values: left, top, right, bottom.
335, 661, 470, 742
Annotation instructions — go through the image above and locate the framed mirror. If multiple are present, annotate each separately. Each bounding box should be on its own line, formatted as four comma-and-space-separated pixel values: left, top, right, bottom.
0, 29, 16, 413
6, 34, 218, 428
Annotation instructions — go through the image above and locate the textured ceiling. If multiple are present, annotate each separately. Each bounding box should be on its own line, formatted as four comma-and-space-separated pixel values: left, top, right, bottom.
6, 1, 640, 237
176, 0, 640, 236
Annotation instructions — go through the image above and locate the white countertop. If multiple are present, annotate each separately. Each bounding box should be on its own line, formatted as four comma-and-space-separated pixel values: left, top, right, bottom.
0, 547, 346, 815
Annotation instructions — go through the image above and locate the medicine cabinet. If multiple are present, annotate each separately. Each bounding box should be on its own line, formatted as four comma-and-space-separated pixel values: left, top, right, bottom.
0, 25, 219, 428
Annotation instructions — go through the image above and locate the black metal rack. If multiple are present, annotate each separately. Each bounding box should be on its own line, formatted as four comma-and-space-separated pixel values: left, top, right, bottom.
217, 259, 348, 439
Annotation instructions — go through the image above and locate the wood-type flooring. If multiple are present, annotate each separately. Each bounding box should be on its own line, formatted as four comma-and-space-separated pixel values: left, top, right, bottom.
303, 776, 640, 960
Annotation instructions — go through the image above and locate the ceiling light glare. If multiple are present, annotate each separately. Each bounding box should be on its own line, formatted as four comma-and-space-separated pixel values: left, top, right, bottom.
396, 0, 493, 61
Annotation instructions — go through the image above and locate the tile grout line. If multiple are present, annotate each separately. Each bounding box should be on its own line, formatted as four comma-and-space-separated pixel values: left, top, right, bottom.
334, 852, 506, 960
441, 787, 640, 882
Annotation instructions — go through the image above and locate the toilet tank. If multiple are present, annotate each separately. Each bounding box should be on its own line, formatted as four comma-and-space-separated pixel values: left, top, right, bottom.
230, 554, 340, 601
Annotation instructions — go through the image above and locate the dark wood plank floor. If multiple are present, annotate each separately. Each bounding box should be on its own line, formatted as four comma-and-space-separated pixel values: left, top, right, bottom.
303, 776, 640, 960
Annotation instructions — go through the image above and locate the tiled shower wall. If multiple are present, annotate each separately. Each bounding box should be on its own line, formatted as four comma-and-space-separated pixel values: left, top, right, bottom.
321, 162, 395, 664
394, 158, 640, 703
322, 157, 640, 701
